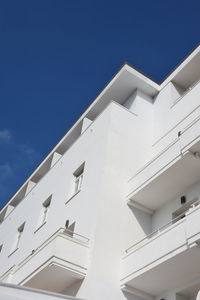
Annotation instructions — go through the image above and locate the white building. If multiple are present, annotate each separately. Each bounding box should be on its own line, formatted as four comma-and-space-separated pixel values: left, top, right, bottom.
1, 46, 200, 300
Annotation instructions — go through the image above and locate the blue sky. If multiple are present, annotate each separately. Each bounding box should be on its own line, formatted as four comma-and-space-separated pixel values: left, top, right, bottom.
0, 0, 200, 208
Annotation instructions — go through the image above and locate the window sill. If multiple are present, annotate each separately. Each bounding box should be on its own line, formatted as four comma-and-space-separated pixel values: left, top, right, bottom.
65, 190, 81, 205
8, 248, 19, 258
34, 221, 47, 234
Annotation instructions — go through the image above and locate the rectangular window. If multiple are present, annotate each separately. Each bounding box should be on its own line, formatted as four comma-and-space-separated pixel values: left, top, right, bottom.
73, 163, 85, 195
41, 196, 51, 225
65, 220, 75, 237
35, 195, 52, 232
13, 223, 25, 252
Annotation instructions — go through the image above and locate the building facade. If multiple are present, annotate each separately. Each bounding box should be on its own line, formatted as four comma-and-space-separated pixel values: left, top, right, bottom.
1, 46, 200, 300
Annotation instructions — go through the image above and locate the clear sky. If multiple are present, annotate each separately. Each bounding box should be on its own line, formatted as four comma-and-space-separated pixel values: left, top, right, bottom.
0, 0, 200, 208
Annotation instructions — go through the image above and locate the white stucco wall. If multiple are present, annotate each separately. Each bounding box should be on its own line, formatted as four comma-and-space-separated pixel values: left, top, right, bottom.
1, 53, 200, 300
152, 181, 200, 232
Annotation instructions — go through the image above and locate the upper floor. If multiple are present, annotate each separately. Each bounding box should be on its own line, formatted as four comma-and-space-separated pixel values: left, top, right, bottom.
1, 46, 200, 299
2, 45, 200, 228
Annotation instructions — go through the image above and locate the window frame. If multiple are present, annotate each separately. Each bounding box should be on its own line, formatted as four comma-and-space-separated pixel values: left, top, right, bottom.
9, 222, 25, 257
34, 195, 52, 233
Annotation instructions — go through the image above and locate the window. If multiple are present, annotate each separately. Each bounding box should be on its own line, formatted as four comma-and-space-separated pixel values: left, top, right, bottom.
12, 223, 25, 252
65, 219, 75, 237
74, 170, 83, 194
41, 196, 51, 224
66, 163, 85, 203
36, 195, 52, 231
73, 163, 85, 195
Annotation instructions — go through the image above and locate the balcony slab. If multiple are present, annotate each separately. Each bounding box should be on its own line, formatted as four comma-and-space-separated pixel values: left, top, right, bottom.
2, 229, 90, 294
121, 204, 200, 296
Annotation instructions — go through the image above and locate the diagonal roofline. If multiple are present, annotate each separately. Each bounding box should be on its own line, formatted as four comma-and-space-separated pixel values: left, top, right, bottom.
1, 43, 200, 215
124, 42, 200, 87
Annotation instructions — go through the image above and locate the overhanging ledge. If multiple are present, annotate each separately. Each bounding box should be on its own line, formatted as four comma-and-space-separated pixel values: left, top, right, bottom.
0, 282, 85, 300
127, 150, 200, 211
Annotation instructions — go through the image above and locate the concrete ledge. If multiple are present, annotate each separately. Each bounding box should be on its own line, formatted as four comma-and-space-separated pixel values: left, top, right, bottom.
0, 282, 85, 300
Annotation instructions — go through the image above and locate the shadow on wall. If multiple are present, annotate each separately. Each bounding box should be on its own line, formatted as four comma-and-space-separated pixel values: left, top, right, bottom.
62, 279, 83, 297
128, 205, 152, 237
123, 290, 144, 300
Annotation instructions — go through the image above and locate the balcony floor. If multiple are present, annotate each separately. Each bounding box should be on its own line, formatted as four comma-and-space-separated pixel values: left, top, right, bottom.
123, 245, 200, 296
24, 263, 83, 293
129, 151, 200, 211
4, 229, 90, 294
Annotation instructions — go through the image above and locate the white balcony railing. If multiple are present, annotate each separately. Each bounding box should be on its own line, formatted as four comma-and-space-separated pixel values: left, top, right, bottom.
127, 80, 200, 210
0, 282, 85, 300
1, 228, 90, 293
121, 195, 200, 296
125, 198, 200, 255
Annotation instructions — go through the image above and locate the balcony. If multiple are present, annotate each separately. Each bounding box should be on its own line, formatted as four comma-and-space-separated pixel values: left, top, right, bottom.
2, 228, 90, 294
121, 200, 200, 296
127, 113, 200, 211
0, 282, 84, 300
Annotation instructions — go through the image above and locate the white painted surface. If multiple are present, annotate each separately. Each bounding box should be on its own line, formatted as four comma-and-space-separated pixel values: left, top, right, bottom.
1, 47, 200, 300
50, 152, 62, 168
81, 118, 92, 134
0, 283, 83, 300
